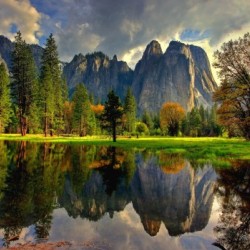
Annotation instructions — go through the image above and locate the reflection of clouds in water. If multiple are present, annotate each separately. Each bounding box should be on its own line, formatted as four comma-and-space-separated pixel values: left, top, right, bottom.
0, 226, 35, 246
119, 203, 142, 230
21, 226, 36, 243
180, 197, 220, 250
180, 235, 218, 250
49, 208, 100, 242
49, 200, 219, 250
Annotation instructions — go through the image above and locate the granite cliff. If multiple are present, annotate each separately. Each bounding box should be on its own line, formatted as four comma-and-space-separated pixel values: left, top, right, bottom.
63, 52, 133, 100
64, 40, 217, 112
132, 40, 217, 113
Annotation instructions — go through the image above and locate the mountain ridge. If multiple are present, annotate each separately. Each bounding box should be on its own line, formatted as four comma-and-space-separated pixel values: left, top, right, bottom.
0, 35, 217, 113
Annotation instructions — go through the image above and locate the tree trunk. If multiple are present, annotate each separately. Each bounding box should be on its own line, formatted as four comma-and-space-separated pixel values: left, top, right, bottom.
79, 117, 82, 137
50, 117, 54, 136
17, 141, 26, 168
113, 121, 116, 142
44, 104, 48, 137
20, 116, 27, 136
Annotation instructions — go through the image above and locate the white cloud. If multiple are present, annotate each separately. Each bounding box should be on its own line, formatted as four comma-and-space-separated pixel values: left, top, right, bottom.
0, 0, 41, 43
121, 19, 142, 42
55, 23, 104, 62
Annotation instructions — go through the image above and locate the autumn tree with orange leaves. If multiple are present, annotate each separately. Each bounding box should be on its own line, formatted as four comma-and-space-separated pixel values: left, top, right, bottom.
213, 33, 250, 140
160, 102, 185, 136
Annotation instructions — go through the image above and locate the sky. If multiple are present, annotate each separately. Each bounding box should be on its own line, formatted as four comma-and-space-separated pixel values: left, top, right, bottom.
0, 0, 250, 81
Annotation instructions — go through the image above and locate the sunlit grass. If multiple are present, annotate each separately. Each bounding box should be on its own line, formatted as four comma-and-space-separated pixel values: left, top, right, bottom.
0, 134, 249, 160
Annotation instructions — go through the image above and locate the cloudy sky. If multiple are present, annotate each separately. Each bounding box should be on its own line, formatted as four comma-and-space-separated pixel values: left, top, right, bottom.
0, 0, 249, 78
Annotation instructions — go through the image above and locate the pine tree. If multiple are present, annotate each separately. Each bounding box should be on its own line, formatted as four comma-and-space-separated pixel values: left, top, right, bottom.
189, 107, 202, 136
142, 111, 153, 131
40, 64, 55, 136
124, 88, 136, 133
11, 31, 38, 136
208, 104, 223, 136
72, 84, 95, 136
40, 34, 65, 135
0, 63, 11, 132
101, 90, 123, 142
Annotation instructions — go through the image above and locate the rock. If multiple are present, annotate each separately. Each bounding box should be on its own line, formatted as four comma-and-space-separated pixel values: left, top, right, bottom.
132, 40, 217, 113
63, 51, 133, 101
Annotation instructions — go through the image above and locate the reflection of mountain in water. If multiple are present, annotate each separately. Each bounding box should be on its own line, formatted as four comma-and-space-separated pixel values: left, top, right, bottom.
131, 155, 216, 236
60, 171, 131, 221
60, 151, 216, 236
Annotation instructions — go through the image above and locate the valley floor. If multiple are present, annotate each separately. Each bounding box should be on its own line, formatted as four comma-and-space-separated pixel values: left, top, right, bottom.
0, 134, 249, 160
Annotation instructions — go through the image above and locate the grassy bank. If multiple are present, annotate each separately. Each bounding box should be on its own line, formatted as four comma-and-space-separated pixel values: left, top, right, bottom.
0, 134, 249, 160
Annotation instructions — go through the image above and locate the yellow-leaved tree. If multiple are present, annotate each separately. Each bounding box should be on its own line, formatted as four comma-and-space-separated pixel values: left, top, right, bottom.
160, 102, 185, 136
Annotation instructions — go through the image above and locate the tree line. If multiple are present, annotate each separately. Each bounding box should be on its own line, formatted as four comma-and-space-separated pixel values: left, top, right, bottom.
0, 31, 249, 140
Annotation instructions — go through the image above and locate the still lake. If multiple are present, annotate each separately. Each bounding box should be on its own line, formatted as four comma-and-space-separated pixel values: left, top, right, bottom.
0, 141, 249, 250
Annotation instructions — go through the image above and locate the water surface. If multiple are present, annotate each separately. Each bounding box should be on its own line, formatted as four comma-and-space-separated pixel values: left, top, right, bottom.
0, 141, 249, 250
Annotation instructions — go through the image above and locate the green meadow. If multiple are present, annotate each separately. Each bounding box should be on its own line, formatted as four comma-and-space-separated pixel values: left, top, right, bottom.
0, 134, 249, 161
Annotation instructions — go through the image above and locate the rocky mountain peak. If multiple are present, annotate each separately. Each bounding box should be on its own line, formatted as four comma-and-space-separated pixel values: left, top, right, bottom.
166, 40, 192, 59
132, 40, 218, 113
167, 40, 186, 50
63, 51, 133, 100
142, 40, 163, 60
73, 53, 85, 62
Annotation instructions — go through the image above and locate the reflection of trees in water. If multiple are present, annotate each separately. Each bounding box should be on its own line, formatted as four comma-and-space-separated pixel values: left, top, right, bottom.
0, 142, 66, 246
214, 160, 250, 250
60, 146, 134, 221
159, 152, 185, 174
0, 141, 9, 200
96, 147, 127, 196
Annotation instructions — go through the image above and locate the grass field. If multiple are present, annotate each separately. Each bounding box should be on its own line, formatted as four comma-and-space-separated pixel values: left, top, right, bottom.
0, 134, 249, 160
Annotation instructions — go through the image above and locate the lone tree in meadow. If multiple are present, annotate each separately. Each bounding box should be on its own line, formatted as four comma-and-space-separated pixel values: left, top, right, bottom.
160, 102, 185, 136
213, 33, 250, 140
101, 90, 123, 142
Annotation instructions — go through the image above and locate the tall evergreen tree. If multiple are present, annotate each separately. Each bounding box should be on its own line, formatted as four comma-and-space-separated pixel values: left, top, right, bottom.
142, 111, 153, 131
189, 107, 202, 136
101, 90, 123, 142
11, 31, 38, 136
40, 64, 55, 136
72, 83, 95, 136
0, 63, 11, 132
40, 34, 65, 135
124, 88, 136, 133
